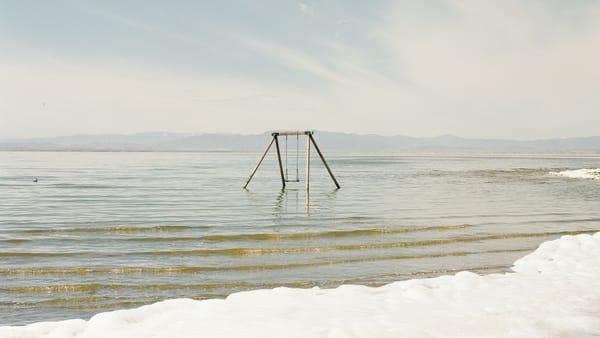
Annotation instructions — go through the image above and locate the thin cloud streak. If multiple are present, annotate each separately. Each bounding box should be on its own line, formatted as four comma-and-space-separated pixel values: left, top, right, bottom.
1, 1, 600, 138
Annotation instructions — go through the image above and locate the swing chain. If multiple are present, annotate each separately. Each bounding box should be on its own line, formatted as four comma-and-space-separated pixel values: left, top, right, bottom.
283, 134, 300, 183
285, 135, 288, 180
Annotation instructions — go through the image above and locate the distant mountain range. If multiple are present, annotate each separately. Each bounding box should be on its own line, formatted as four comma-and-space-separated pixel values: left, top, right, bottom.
2, 131, 600, 152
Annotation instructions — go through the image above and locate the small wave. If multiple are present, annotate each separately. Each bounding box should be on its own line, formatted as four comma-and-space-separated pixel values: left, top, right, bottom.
4, 284, 105, 293
2, 281, 315, 293
0, 296, 151, 311
15, 224, 472, 244
470, 168, 548, 177
201, 224, 473, 242
52, 300, 150, 311
18, 225, 200, 234
2, 239, 31, 244
32, 296, 113, 305
373, 264, 513, 282
0, 266, 212, 275
49, 183, 118, 189
0, 252, 83, 257
0, 248, 532, 277
1, 230, 593, 260
141, 230, 596, 256
549, 168, 600, 180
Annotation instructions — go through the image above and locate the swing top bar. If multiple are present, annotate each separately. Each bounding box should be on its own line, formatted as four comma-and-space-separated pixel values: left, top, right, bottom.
271, 131, 313, 137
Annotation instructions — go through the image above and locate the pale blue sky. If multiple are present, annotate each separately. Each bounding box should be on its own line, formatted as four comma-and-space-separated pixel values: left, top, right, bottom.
2, 0, 600, 139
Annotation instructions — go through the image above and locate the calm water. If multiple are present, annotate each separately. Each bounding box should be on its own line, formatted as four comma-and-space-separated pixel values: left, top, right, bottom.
1, 151, 599, 325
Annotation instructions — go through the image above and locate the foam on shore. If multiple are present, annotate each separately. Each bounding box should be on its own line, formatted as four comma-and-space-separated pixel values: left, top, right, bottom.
2, 233, 600, 338
549, 168, 600, 180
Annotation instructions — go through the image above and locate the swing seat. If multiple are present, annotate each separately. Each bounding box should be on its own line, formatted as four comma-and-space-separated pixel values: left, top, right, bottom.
285, 178, 300, 183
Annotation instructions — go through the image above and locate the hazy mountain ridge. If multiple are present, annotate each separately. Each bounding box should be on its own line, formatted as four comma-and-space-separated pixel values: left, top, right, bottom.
2, 131, 600, 152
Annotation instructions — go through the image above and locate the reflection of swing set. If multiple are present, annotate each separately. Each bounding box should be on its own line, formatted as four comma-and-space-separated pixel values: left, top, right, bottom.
243, 131, 340, 190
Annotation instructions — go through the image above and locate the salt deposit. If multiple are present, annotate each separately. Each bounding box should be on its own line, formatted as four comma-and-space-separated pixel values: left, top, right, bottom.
2, 233, 600, 338
549, 168, 600, 180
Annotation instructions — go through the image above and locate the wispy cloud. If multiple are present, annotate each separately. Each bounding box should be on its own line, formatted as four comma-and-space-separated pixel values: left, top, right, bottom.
77, 2, 205, 47
236, 35, 346, 85
2, 1, 600, 138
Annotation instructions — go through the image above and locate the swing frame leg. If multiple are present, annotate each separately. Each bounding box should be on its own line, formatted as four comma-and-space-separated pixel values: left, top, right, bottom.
274, 136, 286, 189
306, 134, 310, 192
309, 134, 340, 189
243, 136, 275, 189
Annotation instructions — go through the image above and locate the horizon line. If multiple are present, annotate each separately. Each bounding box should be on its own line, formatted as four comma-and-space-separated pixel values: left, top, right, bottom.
3, 130, 600, 142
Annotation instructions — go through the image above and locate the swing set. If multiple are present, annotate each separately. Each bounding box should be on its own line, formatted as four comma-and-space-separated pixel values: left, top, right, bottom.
243, 131, 340, 190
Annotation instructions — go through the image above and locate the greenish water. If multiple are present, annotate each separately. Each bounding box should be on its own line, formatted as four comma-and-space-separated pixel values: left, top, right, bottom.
1, 151, 599, 325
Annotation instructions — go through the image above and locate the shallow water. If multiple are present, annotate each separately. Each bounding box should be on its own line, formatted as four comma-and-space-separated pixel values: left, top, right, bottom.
1, 151, 599, 325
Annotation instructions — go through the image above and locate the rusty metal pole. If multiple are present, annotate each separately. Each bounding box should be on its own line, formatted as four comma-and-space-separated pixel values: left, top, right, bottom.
309, 134, 340, 189
243, 136, 275, 189
274, 135, 286, 189
306, 134, 310, 192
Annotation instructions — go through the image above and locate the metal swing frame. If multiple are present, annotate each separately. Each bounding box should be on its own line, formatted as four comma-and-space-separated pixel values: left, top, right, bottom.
243, 131, 340, 190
